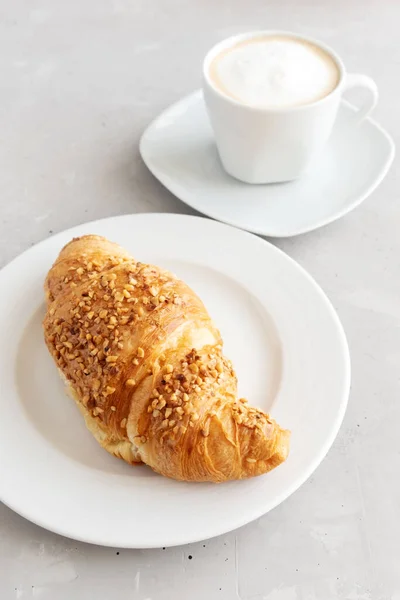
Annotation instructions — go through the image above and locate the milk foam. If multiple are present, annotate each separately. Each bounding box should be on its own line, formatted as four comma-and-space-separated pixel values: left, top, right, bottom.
209, 36, 340, 109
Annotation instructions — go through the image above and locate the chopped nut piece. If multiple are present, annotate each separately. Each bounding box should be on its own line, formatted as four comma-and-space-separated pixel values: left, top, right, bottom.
105, 386, 116, 395
149, 286, 158, 297
120, 418, 127, 428
106, 355, 118, 363
110, 405, 116, 411
246, 458, 257, 463
137, 347, 145, 358
126, 379, 136, 387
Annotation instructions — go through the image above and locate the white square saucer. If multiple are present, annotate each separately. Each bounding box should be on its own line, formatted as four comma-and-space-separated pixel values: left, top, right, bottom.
140, 91, 395, 238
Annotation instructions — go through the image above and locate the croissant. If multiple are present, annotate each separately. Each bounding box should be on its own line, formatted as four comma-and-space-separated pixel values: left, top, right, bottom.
43, 235, 290, 482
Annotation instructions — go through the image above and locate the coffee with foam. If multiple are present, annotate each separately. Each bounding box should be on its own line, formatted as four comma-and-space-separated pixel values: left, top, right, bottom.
209, 35, 340, 109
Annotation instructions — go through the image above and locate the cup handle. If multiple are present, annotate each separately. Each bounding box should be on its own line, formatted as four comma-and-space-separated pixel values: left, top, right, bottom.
343, 73, 379, 123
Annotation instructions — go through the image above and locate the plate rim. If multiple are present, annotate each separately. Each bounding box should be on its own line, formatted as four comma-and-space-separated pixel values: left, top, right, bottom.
140, 90, 396, 238
0, 213, 351, 547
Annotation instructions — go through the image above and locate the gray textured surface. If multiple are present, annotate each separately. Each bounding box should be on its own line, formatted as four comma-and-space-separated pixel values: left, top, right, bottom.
0, 1, 399, 598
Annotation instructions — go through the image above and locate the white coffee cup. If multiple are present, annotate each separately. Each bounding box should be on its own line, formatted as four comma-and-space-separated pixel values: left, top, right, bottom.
202, 31, 378, 184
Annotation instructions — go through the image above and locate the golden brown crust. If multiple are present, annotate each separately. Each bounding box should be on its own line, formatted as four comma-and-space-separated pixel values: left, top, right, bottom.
43, 235, 290, 482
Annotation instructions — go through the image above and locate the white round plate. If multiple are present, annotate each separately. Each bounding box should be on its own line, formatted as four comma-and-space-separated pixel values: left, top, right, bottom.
0, 214, 350, 548
140, 91, 395, 237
